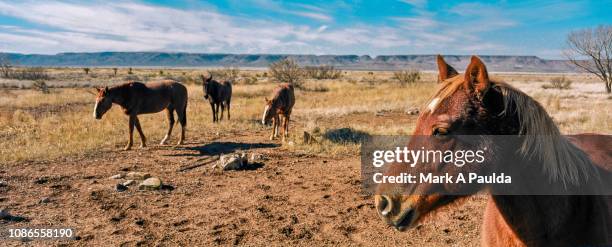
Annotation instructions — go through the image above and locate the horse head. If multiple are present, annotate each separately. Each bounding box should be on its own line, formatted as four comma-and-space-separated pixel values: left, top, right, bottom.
93, 86, 112, 119
374, 55, 510, 231
201, 74, 213, 99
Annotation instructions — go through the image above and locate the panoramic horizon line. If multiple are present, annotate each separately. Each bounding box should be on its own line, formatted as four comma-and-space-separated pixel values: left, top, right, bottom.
2, 51, 557, 60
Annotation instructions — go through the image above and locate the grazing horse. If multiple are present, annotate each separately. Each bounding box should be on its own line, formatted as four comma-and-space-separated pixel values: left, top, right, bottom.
93, 80, 188, 150
262, 83, 295, 141
201, 74, 232, 122
375, 55, 611, 246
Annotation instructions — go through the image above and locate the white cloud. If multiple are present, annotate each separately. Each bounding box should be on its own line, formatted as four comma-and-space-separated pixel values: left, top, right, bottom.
0, 0, 577, 57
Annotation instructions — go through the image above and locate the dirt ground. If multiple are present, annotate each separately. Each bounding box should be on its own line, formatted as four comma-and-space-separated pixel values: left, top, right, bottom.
0, 111, 487, 246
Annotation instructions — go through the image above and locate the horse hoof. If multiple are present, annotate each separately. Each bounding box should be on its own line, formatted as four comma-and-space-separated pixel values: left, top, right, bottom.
124, 146, 132, 151
140, 144, 146, 148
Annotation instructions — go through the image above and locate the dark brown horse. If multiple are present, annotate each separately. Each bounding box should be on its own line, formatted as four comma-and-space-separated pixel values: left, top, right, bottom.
375, 55, 611, 246
262, 83, 295, 142
93, 80, 188, 150
201, 74, 232, 122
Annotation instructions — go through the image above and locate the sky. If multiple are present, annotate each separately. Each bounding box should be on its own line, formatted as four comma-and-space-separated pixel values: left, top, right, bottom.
0, 0, 609, 58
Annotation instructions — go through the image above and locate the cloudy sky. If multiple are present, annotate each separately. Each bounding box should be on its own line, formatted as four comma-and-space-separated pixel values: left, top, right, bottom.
0, 0, 609, 58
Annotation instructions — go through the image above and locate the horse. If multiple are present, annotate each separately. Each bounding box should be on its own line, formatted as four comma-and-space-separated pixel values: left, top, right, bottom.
201, 74, 232, 122
262, 83, 295, 142
93, 80, 188, 150
374, 55, 611, 246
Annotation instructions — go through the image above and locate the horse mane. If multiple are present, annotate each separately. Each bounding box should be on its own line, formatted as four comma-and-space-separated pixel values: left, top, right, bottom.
427, 76, 597, 186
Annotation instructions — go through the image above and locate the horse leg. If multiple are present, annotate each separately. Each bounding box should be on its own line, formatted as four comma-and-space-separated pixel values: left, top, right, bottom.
215, 103, 220, 123
176, 105, 187, 146
160, 108, 175, 145
274, 115, 280, 138
270, 117, 277, 140
220, 104, 225, 121
134, 116, 147, 148
125, 115, 135, 150
284, 114, 290, 141
210, 102, 216, 123
227, 100, 231, 120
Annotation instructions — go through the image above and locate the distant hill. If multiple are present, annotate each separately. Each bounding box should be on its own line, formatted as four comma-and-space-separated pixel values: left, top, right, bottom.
0, 52, 579, 72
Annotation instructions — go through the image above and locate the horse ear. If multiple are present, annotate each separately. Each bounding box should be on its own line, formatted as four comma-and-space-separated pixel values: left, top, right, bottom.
464, 56, 490, 98
437, 55, 458, 82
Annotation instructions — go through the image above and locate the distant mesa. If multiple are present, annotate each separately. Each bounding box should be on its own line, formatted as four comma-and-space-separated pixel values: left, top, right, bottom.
0, 52, 577, 72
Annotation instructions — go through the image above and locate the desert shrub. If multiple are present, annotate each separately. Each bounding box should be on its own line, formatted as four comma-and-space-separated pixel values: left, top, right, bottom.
112, 68, 118, 76
304, 65, 342, 79
269, 58, 304, 87
393, 69, 421, 86
83, 68, 90, 75
208, 67, 239, 82
9, 67, 51, 80
543, 76, 572, 89
159, 70, 164, 76
32, 80, 50, 94
240, 76, 258, 85
128, 67, 133, 74
323, 128, 370, 144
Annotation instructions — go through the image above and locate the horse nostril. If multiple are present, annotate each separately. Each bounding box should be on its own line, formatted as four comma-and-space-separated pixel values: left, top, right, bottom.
377, 195, 393, 217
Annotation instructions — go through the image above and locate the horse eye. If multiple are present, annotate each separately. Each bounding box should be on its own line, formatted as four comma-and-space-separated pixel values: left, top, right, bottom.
433, 127, 448, 136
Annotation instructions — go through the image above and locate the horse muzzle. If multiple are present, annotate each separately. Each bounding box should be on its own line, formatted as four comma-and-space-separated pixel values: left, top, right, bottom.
375, 195, 419, 231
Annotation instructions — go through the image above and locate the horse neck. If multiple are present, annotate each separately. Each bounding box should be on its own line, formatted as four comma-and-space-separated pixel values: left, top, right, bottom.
108, 86, 129, 107
490, 194, 608, 245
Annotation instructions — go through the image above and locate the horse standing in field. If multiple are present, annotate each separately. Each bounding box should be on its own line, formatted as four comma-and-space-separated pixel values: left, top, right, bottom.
201, 74, 232, 122
93, 80, 188, 150
375, 55, 611, 246
262, 83, 295, 142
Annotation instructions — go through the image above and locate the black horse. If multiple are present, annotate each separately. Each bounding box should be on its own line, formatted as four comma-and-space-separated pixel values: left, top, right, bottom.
201, 74, 232, 122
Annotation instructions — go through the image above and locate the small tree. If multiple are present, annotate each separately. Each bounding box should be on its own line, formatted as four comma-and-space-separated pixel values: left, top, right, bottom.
83, 68, 90, 75
159, 70, 164, 76
113, 68, 118, 76
393, 69, 421, 86
128, 67, 133, 75
269, 58, 304, 87
564, 25, 612, 93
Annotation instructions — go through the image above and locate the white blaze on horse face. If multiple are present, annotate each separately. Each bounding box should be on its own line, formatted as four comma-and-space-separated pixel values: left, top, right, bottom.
427, 98, 440, 113
262, 105, 270, 124
93, 99, 99, 119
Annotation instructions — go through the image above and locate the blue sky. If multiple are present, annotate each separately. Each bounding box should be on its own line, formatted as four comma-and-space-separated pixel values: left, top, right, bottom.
0, 0, 609, 58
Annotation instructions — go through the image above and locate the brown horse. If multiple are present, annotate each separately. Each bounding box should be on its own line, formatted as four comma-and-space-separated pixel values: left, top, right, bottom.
93, 80, 188, 150
262, 83, 295, 142
375, 55, 611, 246
201, 74, 232, 122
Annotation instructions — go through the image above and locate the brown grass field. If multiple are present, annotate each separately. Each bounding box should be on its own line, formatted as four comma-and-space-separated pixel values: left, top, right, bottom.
0, 68, 610, 246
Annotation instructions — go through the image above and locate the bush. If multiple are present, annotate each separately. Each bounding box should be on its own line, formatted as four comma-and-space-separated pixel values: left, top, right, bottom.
304, 65, 342, 79
32, 80, 50, 94
208, 67, 239, 82
269, 58, 304, 87
543, 76, 572, 89
83, 68, 90, 75
393, 69, 421, 86
8, 67, 51, 80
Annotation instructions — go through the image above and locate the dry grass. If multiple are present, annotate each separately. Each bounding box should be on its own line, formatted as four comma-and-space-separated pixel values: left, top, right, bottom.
1, 69, 610, 164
